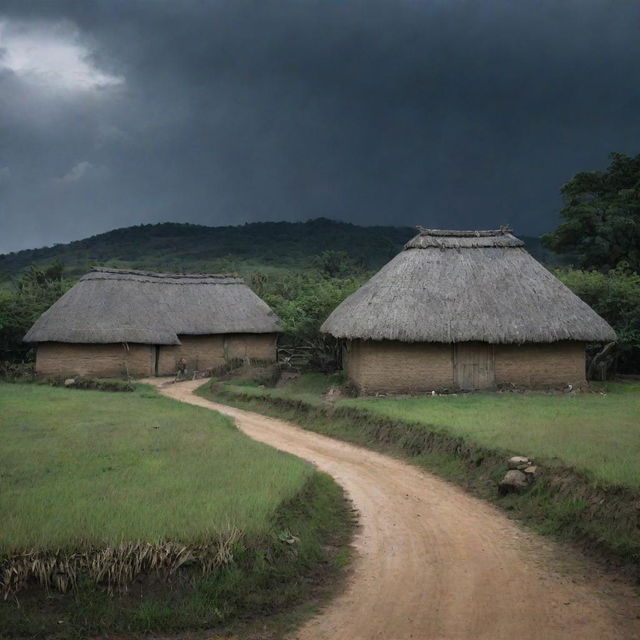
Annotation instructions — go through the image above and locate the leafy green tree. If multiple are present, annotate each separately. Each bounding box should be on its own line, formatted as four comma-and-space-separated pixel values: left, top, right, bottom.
312, 250, 366, 279
248, 269, 367, 369
556, 266, 640, 373
542, 153, 640, 272
0, 263, 71, 362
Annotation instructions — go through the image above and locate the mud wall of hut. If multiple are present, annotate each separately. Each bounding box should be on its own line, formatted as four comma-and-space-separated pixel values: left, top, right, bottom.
35, 342, 154, 377
157, 333, 277, 376
344, 339, 586, 393
224, 333, 278, 361
344, 340, 454, 393
157, 335, 225, 375
36, 333, 278, 378
493, 341, 585, 387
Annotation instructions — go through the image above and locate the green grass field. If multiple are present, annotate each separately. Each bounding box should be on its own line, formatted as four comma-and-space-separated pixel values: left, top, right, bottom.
0, 383, 312, 552
219, 374, 640, 488
0, 382, 355, 637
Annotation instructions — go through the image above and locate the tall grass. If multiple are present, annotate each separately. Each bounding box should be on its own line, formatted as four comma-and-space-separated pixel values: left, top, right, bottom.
0, 383, 312, 552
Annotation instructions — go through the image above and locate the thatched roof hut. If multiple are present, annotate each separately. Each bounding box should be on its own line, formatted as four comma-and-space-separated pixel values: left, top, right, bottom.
321, 228, 615, 392
25, 268, 281, 378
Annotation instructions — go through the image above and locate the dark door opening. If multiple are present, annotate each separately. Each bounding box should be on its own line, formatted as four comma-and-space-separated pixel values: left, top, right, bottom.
154, 345, 160, 376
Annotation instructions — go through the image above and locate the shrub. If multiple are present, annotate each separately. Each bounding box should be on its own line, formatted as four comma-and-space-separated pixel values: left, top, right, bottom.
0, 361, 36, 382
41, 376, 136, 392
556, 266, 640, 373
0, 263, 71, 363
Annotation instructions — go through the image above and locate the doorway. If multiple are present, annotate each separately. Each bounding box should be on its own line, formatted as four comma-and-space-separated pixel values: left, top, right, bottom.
153, 345, 160, 376
454, 343, 495, 390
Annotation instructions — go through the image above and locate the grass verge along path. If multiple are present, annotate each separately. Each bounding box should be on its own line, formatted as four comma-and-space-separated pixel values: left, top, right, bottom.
218, 374, 640, 488
0, 383, 353, 638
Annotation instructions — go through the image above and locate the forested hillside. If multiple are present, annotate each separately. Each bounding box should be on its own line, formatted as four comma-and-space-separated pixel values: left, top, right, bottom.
0, 218, 555, 280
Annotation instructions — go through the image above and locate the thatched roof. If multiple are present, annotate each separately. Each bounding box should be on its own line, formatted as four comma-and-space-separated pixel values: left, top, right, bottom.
321, 228, 616, 344
24, 268, 281, 345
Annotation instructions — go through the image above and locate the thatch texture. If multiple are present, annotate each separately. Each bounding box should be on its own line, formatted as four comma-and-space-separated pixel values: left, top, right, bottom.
25, 268, 281, 345
321, 229, 616, 344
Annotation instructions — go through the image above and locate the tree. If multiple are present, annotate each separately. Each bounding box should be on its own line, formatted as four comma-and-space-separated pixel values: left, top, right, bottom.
542, 153, 640, 272
0, 263, 71, 362
312, 250, 366, 279
247, 268, 368, 370
556, 266, 640, 374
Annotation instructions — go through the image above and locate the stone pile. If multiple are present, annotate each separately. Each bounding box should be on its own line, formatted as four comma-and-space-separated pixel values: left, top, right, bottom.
498, 456, 537, 495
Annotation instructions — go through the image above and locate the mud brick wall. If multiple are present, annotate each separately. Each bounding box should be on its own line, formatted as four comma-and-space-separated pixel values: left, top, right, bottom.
494, 341, 586, 387
157, 335, 226, 375
36, 342, 153, 377
224, 333, 278, 361
345, 340, 454, 394
158, 333, 278, 375
344, 339, 586, 393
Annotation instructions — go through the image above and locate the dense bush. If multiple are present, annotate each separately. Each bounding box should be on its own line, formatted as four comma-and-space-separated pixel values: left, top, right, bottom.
556, 266, 640, 373
0, 361, 36, 382
0, 264, 71, 363
249, 268, 368, 369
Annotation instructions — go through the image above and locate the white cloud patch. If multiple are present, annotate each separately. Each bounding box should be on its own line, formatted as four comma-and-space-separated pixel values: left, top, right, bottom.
59, 160, 92, 182
53, 161, 108, 185
0, 19, 123, 91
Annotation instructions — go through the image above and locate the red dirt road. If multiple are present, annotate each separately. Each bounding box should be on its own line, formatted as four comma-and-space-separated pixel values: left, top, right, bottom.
157, 379, 640, 640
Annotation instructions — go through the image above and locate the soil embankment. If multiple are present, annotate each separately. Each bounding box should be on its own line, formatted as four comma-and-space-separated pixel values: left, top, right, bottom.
159, 379, 640, 640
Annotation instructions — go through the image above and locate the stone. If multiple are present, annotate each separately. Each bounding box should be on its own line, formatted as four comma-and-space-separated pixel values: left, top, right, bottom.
63, 378, 76, 387
508, 456, 531, 470
523, 465, 538, 475
499, 469, 530, 495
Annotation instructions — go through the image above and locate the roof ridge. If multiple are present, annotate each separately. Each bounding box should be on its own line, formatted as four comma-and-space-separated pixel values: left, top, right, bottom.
415, 226, 513, 237
89, 267, 241, 279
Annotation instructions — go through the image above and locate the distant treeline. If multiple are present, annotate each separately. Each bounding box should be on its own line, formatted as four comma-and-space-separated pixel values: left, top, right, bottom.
0, 218, 559, 280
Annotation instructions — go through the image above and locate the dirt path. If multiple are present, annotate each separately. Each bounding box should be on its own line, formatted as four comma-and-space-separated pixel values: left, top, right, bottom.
156, 379, 640, 640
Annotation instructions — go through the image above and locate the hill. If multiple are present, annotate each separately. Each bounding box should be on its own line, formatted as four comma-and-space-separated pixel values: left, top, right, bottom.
0, 218, 560, 279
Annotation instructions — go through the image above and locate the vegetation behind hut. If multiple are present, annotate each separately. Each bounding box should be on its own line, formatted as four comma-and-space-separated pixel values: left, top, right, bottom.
542, 152, 640, 273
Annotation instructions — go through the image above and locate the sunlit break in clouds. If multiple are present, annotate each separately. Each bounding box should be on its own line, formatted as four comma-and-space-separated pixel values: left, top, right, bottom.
0, 19, 123, 91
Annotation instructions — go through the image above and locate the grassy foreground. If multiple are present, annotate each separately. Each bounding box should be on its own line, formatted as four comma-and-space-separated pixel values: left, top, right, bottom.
0, 383, 312, 550
0, 383, 353, 637
201, 374, 640, 571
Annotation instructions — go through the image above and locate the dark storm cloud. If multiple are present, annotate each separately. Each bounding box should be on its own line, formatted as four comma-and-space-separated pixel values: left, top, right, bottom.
1, 0, 639, 252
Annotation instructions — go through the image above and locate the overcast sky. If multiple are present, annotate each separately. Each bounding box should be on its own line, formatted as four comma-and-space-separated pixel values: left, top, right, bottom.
0, 0, 638, 253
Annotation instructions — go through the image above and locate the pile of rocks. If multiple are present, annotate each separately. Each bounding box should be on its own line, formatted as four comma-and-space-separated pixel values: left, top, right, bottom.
498, 456, 537, 495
